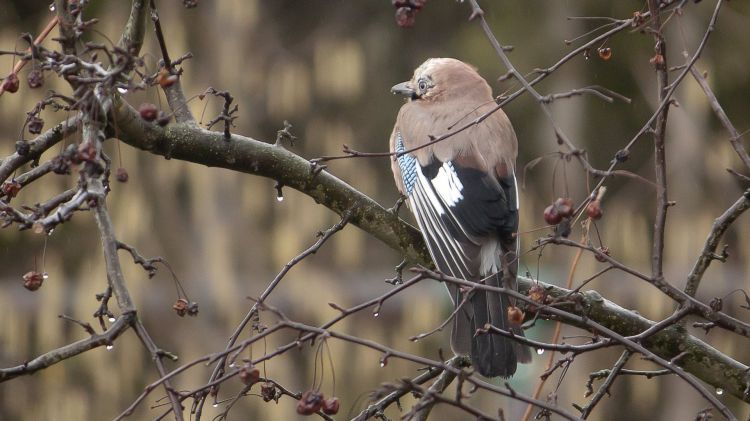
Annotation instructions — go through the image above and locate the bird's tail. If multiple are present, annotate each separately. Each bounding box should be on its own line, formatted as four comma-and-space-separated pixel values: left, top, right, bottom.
450, 248, 531, 378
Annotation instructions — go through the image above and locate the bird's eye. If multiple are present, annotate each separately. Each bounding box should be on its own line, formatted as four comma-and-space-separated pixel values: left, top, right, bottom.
418, 80, 427, 91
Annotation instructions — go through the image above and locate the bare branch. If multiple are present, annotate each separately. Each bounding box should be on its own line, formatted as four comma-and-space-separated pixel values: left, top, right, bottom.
685, 190, 750, 297
646, 0, 671, 281
689, 66, 750, 170
0, 315, 132, 382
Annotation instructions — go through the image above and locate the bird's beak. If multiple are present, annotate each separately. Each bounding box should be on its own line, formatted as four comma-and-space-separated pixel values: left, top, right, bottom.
391, 81, 417, 99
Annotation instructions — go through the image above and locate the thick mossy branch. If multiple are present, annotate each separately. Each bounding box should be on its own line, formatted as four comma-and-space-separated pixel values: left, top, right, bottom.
112, 100, 430, 265
538, 287, 750, 403
111, 101, 750, 404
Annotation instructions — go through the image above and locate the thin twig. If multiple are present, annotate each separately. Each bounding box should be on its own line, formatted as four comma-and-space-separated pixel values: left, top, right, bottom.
578, 351, 631, 418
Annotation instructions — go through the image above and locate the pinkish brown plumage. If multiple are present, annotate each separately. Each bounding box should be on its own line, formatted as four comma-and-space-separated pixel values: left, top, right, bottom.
389, 58, 530, 377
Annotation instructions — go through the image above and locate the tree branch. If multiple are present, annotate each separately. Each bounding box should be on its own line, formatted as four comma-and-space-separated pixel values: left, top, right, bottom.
685, 190, 750, 297
647, 0, 671, 281
0, 115, 80, 184
688, 66, 750, 171
0, 315, 132, 382
111, 99, 430, 266
117, 0, 149, 53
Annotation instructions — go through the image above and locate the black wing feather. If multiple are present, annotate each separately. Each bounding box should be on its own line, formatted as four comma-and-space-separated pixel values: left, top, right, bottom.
403, 151, 528, 377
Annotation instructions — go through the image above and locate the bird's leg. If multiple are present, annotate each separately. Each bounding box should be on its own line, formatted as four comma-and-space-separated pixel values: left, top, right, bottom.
388, 194, 407, 216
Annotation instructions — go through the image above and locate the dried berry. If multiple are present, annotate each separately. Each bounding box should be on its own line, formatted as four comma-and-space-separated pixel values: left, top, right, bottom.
139, 103, 159, 122
261, 382, 277, 402
709, 297, 723, 312
156, 111, 171, 127
23, 271, 44, 291
554, 197, 574, 218
51, 155, 71, 174
595, 246, 610, 263
15, 141, 30, 156
157, 68, 178, 88
632, 11, 644, 27
187, 301, 199, 317
116, 167, 129, 183
650, 54, 665, 68
1, 180, 22, 198
395, 7, 417, 27
543, 205, 561, 225
322, 397, 340, 415
586, 200, 603, 220
77, 141, 97, 162
507, 306, 524, 325
297, 390, 324, 415
2, 73, 20, 93
27, 69, 44, 88
597, 47, 612, 61
527, 284, 547, 312
172, 298, 189, 317
528, 285, 546, 305
238, 363, 260, 386
27, 116, 44, 135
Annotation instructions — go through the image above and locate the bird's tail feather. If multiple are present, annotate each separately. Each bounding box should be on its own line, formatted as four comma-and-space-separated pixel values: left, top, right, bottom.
450, 273, 531, 377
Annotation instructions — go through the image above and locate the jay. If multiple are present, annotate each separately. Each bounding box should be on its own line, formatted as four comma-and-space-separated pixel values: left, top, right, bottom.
390, 58, 531, 377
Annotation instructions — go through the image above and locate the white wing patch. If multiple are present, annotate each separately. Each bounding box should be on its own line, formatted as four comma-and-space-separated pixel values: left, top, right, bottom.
432, 162, 464, 206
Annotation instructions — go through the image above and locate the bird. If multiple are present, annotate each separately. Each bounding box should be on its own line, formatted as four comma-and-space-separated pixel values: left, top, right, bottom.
389, 58, 531, 377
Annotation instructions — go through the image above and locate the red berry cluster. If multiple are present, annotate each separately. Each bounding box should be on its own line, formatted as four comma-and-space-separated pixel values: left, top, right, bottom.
544, 197, 605, 225
297, 390, 340, 416
543, 197, 574, 225
392, 0, 428, 28
172, 298, 199, 317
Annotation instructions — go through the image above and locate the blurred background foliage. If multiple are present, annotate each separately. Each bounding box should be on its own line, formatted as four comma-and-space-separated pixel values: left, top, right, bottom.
1, 1, 749, 420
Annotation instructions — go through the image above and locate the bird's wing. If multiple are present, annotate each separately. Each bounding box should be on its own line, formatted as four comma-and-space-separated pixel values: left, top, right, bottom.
394, 131, 518, 280
395, 130, 527, 374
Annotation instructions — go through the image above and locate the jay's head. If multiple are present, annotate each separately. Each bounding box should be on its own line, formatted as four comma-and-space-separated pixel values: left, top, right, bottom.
391, 58, 491, 104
